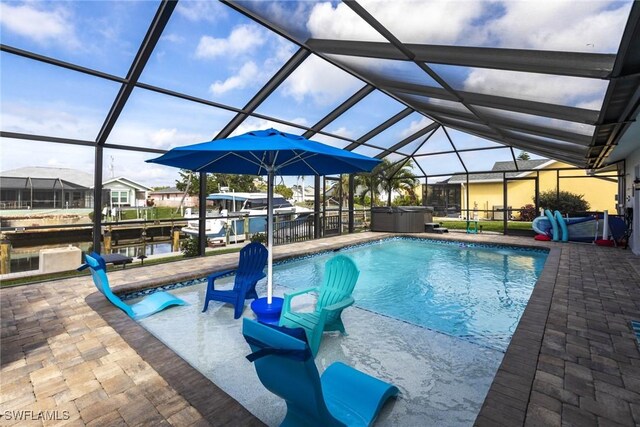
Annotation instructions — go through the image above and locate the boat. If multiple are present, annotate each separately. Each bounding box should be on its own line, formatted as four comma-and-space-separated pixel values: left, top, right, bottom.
181, 192, 313, 243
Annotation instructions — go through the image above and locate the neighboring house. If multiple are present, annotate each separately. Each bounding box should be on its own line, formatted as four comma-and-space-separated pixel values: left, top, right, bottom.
0, 167, 153, 210
100, 177, 152, 208
423, 178, 461, 217
148, 187, 198, 208
441, 159, 618, 219
0, 167, 95, 209
291, 184, 315, 203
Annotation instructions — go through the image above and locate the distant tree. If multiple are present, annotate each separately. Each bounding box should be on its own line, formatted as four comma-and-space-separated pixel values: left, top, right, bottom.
215, 174, 261, 192
393, 194, 420, 206
175, 170, 263, 195
537, 190, 590, 215
335, 174, 367, 207
358, 159, 418, 206
517, 151, 531, 161
274, 184, 293, 199
152, 185, 169, 191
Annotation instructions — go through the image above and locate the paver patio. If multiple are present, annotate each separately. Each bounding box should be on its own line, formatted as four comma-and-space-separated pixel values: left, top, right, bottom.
1, 232, 639, 426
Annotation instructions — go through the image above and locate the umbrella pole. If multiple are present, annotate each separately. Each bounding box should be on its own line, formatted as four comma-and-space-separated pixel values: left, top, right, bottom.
267, 169, 274, 304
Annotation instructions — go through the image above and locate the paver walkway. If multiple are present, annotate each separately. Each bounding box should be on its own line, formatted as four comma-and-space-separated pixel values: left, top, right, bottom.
1, 232, 639, 426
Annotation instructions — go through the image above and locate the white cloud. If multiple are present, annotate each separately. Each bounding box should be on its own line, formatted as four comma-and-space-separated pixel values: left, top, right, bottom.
209, 61, 259, 95
400, 117, 434, 140
161, 33, 185, 44
485, 1, 632, 53
307, 0, 631, 53
2, 103, 100, 140
110, 124, 206, 151
230, 118, 306, 138
307, 2, 384, 42
0, 136, 94, 175
306, 0, 485, 44
310, 133, 351, 149
176, 1, 227, 23
328, 126, 355, 140
463, 68, 608, 108
0, 2, 79, 48
195, 25, 266, 59
283, 55, 363, 106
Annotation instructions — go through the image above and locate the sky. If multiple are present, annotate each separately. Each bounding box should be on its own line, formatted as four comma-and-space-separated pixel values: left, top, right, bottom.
0, 0, 633, 189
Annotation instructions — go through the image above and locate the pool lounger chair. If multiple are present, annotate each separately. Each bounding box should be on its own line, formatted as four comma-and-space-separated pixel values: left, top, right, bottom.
202, 242, 268, 319
243, 318, 399, 427
79, 252, 186, 320
279, 254, 359, 356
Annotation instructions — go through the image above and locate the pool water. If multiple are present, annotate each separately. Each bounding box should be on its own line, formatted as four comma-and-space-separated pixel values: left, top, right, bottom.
273, 238, 547, 351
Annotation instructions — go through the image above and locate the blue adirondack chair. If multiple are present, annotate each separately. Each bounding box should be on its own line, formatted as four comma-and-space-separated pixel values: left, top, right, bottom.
202, 241, 268, 319
79, 253, 186, 320
279, 255, 359, 356
243, 318, 398, 427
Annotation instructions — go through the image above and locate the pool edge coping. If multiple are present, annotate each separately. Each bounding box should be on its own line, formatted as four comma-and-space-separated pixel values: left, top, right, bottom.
474, 246, 561, 426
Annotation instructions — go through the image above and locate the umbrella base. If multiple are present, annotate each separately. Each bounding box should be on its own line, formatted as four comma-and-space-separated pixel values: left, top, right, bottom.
251, 297, 284, 325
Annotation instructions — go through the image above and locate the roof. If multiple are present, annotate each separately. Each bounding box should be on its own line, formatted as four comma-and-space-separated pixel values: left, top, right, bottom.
101, 177, 153, 191
149, 187, 183, 194
1, 167, 93, 188
448, 159, 552, 183
0, 176, 89, 190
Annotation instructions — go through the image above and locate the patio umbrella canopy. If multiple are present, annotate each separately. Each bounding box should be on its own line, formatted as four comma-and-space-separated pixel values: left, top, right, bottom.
147, 128, 381, 304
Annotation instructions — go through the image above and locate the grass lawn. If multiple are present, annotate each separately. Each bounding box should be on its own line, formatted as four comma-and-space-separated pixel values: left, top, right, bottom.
438, 220, 533, 232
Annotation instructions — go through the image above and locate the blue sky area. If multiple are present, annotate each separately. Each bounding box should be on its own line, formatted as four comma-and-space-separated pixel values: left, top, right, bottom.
0, 0, 633, 188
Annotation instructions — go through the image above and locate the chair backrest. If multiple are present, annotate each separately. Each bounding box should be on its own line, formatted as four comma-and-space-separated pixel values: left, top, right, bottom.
316, 255, 359, 313
233, 242, 268, 291
242, 318, 340, 425
84, 253, 134, 317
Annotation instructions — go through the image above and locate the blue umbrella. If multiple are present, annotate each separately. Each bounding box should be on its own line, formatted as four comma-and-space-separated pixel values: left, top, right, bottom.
147, 128, 381, 304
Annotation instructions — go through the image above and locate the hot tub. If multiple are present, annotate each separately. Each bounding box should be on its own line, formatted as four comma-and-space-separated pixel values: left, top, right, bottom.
371, 206, 433, 232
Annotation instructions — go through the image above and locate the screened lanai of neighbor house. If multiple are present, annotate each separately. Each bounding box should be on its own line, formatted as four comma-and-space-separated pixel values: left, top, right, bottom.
1, 1, 640, 426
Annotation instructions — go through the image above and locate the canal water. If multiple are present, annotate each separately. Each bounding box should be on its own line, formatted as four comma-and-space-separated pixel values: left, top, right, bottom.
9, 241, 178, 274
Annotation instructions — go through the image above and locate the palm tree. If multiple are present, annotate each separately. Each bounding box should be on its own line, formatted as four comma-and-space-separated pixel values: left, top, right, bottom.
358, 159, 418, 206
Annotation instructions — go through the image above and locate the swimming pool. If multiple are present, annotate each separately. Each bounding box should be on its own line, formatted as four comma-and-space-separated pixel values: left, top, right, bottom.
134, 237, 548, 426
273, 238, 547, 351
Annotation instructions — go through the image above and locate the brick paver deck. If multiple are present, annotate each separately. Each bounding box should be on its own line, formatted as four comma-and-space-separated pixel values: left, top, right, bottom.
1, 232, 639, 426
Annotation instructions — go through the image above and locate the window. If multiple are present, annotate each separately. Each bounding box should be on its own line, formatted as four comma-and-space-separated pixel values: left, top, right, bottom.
111, 190, 129, 206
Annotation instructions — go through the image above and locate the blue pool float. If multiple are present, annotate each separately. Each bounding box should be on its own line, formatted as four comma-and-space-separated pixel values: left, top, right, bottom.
544, 209, 559, 242
554, 210, 569, 242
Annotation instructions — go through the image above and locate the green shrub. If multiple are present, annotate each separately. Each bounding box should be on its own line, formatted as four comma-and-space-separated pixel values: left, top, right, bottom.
537, 190, 590, 215
519, 204, 537, 221
250, 233, 267, 244
180, 237, 201, 257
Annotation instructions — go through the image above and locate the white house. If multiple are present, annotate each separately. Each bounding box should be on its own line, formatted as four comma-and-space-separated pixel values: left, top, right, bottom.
100, 177, 152, 209
291, 184, 315, 203
148, 187, 198, 208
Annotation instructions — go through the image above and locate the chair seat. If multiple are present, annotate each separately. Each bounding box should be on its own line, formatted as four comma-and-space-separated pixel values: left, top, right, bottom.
131, 291, 186, 320
322, 362, 399, 427
280, 311, 321, 330
80, 253, 186, 321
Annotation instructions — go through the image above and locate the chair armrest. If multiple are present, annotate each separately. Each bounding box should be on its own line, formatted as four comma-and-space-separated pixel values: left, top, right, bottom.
321, 296, 355, 314
207, 269, 236, 289
318, 296, 355, 324
282, 287, 318, 312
